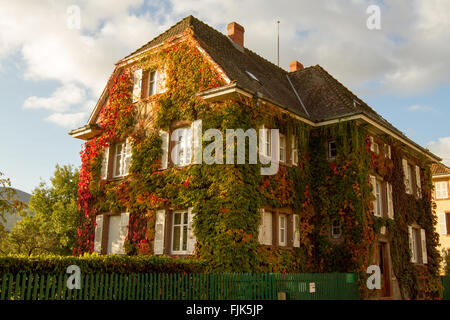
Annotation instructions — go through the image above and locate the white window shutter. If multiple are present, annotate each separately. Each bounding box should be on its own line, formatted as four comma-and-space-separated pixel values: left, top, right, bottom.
293, 214, 300, 248
124, 138, 132, 176
118, 212, 130, 254
259, 126, 268, 158
101, 147, 109, 179
160, 131, 169, 170
291, 135, 298, 165
187, 207, 196, 255
132, 69, 143, 102
387, 182, 394, 219
258, 208, 265, 244
191, 120, 202, 165
94, 214, 103, 253
439, 213, 447, 234
420, 229, 428, 264
408, 226, 416, 263
384, 144, 391, 159
154, 209, 166, 255
402, 159, 409, 193
263, 210, 273, 245
159, 66, 167, 93
370, 136, 375, 152
370, 175, 377, 216
415, 166, 422, 198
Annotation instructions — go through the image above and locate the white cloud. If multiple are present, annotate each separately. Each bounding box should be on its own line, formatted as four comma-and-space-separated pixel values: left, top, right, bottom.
2, 0, 450, 128
408, 104, 436, 113
170, 0, 450, 96
45, 112, 88, 128
428, 137, 450, 166
23, 84, 86, 112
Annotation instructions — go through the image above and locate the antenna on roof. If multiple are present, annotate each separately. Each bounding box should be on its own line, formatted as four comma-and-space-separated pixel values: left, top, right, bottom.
277, 20, 280, 67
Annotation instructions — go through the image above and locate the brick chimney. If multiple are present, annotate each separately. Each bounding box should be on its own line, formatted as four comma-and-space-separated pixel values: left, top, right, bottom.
289, 60, 304, 72
227, 22, 245, 46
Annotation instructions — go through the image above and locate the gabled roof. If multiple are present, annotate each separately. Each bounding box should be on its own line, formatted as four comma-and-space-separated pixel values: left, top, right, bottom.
432, 163, 450, 176
71, 15, 440, 161
122, 15, 309, 118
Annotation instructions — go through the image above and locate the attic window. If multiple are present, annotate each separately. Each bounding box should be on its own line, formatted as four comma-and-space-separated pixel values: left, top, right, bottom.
245, 71, 260, 82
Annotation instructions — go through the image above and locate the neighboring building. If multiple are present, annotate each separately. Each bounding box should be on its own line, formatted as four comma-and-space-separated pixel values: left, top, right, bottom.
432, 162, 450, 273
69, 16, 441, 299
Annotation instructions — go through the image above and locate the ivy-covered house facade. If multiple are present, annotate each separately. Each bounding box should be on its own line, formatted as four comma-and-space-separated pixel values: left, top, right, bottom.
69, 16, 441, 299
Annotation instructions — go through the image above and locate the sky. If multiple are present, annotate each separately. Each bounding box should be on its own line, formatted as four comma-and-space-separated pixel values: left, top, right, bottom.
0, 0, 449, 193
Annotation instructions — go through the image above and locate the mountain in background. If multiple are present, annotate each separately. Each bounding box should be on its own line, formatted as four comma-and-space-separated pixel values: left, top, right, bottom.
0, 187, 33, 231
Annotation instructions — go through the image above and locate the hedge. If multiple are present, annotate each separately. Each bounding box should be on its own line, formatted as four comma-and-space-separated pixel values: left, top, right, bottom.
0, 254, 206, 274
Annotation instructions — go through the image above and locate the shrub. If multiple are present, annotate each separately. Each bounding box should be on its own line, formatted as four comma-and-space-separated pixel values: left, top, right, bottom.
0, 254, 206, 274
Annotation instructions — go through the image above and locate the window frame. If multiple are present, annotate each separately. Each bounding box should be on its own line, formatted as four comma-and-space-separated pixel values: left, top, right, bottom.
147, 70, 157, 97
170, 210, 189, 255
279, 214, 287, 246
172, 126, 192, 167
375, 179, 383, 217
291, 135, 298, 165
436, 181, 449, 199
328, 141, 337, 160
331, 219, 342, 239
279, 134, 286, 163
112, 140, 132, 178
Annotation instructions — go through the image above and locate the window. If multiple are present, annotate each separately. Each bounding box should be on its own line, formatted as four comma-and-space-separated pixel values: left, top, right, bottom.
279, 214, 287, 246
436, 181, 449, 199
408, 226, 428, 264
147, 71, 157, 97
258, 209, 298, 247
94, 212, 129, 255
172, 127, 192, 166
438, 212, 450, 235
154, 208, 196, 255
279, 134, 286, 163
328, 141, 337, 159
370, 175, 384, 217
171, 210, 189, 254
113, 140, 132, 178
331, 220, 342, 238
291, 135, 298, 165
402, 159, 414, 195
375, 180, 383, 217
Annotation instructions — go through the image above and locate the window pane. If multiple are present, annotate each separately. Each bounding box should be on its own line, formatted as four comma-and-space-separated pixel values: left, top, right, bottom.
174, 212, 181, 225
172, 226, 180, 251
182, 225, 188, 251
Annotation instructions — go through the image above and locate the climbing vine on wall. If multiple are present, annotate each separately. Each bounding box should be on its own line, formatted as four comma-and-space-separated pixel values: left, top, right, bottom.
73, 27, 441, 299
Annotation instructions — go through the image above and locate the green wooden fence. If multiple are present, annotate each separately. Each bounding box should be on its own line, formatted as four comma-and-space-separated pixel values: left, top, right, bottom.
0, 273, 359, 300
441, 276, 450, 300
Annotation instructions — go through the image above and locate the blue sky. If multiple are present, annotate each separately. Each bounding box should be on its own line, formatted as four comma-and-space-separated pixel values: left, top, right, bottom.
0, 0, 449, 193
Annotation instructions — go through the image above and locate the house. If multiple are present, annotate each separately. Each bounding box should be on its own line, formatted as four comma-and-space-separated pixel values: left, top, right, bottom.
432, 162, 450, 273
69, 16, 441, 299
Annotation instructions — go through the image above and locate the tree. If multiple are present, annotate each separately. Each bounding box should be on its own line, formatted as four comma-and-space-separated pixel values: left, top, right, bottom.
0, 165, 79, 256
0, 172, 25, 224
